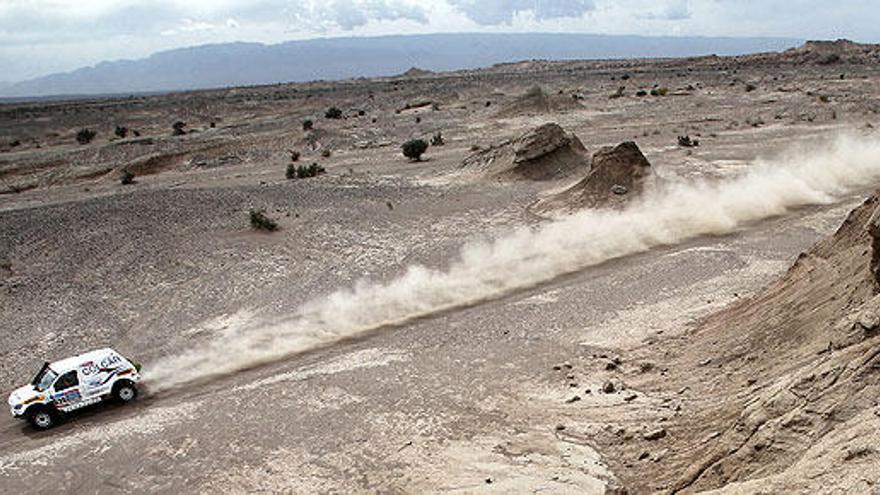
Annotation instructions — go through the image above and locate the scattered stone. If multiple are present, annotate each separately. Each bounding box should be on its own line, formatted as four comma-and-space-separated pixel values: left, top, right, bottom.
485, 477, 493, 484
638, 451, 650, 461
555, 424, 566, 431
699, 358, 712, 366
562, 361, 573, 369
602, 381, 616, 394
569, 382, 579, 388
605, 361, 618, 371
611, 184, 628, 195
565, 395, 582, 404
624, 392, 638, 402
643, 428, 667, 441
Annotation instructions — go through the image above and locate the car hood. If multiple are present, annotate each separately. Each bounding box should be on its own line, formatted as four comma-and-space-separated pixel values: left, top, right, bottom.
8, 384, 41, 406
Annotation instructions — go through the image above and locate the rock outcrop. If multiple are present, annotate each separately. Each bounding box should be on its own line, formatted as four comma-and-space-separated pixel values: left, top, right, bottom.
461, 123, 589, 181
495, 86, 584, 118
532, 141, 653, 214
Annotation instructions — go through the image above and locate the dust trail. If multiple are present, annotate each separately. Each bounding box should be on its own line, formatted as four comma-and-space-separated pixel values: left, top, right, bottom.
146, 133, 880, 391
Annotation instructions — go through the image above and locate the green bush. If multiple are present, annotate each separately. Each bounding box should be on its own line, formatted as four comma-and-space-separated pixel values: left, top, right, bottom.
76, 128, 96, 145
294, 163, 326, 179
650, 87, 669, 97
120, 170, 135, 185
325, 107, 343, 119
172, 121, 187, 136
677, 135, 699, 148
402, 139, 429, 161
250, 209, 278, 231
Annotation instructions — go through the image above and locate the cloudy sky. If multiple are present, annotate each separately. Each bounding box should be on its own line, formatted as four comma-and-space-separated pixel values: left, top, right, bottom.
0, 0, 876, 82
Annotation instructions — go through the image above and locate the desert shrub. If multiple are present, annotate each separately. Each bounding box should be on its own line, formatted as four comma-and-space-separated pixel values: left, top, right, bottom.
431, 132, 445, 146
294, 162, 325, 179
10, 139, 20, 147
636, 90, 648, 97
610, 86, 626, 99
402, 139, 428, 161
172, 121, 187, 136
286, 163, 297, 179
321, 148, 332, 158
415, 116, 421, 124
525, 85, 544, 98
325, 107, 343, 119
677, 135, 699, 147
288, 150, 301, 162
621, 74, 631, 80
302, 119, 314, 131
746, 116, 765, 127
650, 87, 669, 97
120, 170, 135, 185
76, 128, 96, 145
249, 209, 278, 231
358, 110, 366, 116
745, 83, 757, 92
114, 126, 129, 138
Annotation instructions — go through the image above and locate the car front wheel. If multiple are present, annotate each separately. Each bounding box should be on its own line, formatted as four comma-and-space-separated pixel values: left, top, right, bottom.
27, 408, 56, 430
113, 381, 138, 403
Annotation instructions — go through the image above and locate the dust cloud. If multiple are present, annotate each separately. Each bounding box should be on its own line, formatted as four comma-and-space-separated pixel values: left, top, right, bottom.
146, 134, 880, 391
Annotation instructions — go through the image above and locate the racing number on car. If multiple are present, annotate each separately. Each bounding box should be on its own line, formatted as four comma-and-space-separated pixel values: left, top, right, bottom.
52, 388, 81, 407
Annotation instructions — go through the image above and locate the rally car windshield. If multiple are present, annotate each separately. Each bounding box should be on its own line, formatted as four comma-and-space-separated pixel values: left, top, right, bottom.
33, 367, 58, 392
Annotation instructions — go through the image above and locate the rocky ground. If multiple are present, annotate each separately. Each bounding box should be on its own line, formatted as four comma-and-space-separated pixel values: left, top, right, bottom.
2, 40, 880, 493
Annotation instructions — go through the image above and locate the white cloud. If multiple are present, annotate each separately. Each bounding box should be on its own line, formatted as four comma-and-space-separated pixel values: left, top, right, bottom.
447, 0, 596, 25
0, 0, 878, 82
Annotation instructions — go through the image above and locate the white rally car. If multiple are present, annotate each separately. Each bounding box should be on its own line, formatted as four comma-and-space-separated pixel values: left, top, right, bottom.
7, 348, 142, 430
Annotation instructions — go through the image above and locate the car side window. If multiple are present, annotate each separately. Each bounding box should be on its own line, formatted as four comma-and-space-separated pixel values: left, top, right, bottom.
54, 370, 79, 391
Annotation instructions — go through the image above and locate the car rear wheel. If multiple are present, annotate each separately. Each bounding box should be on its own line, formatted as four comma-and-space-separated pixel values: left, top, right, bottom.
27, 409, 55, 430
113, 381, 138, 403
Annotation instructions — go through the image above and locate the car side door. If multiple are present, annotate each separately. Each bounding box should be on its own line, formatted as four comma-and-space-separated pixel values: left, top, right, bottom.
50, 370, 82, 411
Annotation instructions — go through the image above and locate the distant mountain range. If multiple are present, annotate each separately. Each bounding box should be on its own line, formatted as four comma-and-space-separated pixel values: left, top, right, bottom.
0, 33, 802, 99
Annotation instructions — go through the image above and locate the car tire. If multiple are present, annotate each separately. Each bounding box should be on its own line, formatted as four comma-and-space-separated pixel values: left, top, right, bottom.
113, 380, 138, 403
27, 407, 56, 430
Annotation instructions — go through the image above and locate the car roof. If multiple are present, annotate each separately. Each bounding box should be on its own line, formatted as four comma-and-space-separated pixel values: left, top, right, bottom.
50, 348, 118, 372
